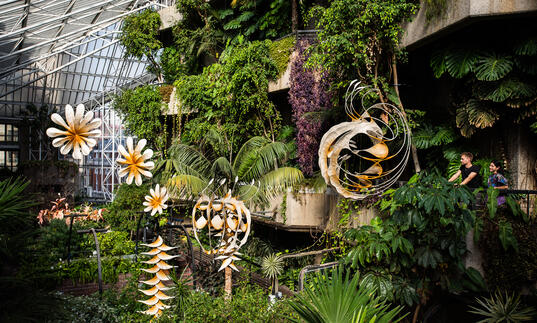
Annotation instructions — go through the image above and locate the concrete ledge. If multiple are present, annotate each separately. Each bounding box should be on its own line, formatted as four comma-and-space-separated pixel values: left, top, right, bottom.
402, 0, 537, 48
159, 5, 182, 30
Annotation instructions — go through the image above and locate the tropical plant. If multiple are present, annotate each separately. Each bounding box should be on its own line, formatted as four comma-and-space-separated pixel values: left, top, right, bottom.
165, 135, 303, 207
120, 10, 163, 81
261, 253, 284, 293
112, 85, 167, 152
469, 291, 536, 322
344, 171, 486, 318
289, 39, 333, 176
430, 37, 537, 137
289, 267, 406, 323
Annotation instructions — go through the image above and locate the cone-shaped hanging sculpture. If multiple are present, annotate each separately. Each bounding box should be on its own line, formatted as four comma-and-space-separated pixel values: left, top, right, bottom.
138, 235, 176, 319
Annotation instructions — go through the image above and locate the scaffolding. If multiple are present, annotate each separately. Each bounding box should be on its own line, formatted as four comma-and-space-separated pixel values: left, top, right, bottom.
0, 0, 174, 201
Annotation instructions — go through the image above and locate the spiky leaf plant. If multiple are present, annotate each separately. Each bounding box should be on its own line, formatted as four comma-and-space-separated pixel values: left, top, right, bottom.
469, 291, 536, 322
261, 253, 284, 281
289, 268, 406, 323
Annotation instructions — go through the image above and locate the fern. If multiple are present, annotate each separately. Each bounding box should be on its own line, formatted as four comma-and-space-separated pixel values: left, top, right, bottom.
445, 49, 479, 78
474, 53, 514, 81
413, 125, 457, 149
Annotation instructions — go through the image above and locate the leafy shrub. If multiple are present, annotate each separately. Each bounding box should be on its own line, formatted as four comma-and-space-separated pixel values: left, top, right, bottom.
96, 231, 135, 257
344, 171, 483, 309
106, 183, 149, 234
55, 293, 120, 323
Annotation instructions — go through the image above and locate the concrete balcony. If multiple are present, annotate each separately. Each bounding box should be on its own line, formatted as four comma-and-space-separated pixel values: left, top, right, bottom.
402, 0, 537, 49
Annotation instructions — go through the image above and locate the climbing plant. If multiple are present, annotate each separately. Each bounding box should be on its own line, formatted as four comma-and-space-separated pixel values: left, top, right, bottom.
112, 85, 166, 151
289, 39, 332, 176
175, 40, 281, 155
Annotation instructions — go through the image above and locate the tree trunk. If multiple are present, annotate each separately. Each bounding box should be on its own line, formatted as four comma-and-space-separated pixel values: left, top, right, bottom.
392, 54, 421, 173
291, 0, 298, 32
224, 266, 232, 300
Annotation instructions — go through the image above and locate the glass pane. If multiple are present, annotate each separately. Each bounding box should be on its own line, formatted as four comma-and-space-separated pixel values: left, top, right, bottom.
0, 124, 5, 142
0, 151, 5, 166
12, 126, 18, 142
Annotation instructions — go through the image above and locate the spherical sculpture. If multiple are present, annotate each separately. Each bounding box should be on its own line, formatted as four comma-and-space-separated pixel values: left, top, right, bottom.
192, 191, 251, 271
46, 104, 101, 160
318, 81, 411, 200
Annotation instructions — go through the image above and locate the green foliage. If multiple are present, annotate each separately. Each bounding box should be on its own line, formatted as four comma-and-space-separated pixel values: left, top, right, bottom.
469, 291, 536, 323
56, 257, 141, 284
176, 40, 281, 151
478, 205, 537, 291
413, 124, 458, 149
112, 85, 166, 151
345, 171, 480, 307
430, 37, 537, 137
178, 282, 295, 322
96, 231, 135, 257
289, 268, 406, 323
307, 0, 418, 92
56, 293, 120, 322
166, 136, 303, 207
269, 35, 295, 77
106, 183, 149, 233
120, 10, 162, 77
261, 253, 284, 280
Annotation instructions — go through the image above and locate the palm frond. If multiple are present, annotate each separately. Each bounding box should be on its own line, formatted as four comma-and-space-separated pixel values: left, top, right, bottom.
236, 141, 289, 181
413, 125, 457, 149
261, 253, 284, 280
233, 136, 270, 172
259, 167, 304, 199
168, 143, 212, 179
0, 178, 33, 231
474, 53, 514, 81
469, 291, 536, 322
211, 156, 235, 179
445, 49, 479, 78
168, 174, 208, 199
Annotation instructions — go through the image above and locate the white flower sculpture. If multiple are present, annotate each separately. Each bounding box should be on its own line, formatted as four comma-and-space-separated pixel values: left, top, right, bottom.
46, 104, 101, 160
117, 137, 154, 186
143, 184, 169, 216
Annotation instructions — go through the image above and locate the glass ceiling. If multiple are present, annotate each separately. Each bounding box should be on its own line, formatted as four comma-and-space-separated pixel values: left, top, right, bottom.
0, 0, 172, 115
0, 0, 175, 201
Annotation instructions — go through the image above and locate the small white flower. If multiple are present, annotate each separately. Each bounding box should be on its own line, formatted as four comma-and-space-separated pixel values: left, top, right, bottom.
46, 104, 101, 160
143, 184, 169, 216
116, 137, 154, 186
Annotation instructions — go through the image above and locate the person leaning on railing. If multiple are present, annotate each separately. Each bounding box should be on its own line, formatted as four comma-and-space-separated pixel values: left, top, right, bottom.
488, 160, 509, 205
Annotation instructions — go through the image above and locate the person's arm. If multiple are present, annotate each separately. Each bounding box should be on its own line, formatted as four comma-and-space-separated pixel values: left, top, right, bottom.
460, 171, 477, 185
494, 185, 508, 189
494, 175, 508, 189
448, 170, 461, 182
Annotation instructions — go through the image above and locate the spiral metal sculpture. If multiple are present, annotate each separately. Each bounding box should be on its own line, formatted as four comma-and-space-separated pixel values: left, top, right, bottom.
192, 191, 251, 271
318, 80, 411, 200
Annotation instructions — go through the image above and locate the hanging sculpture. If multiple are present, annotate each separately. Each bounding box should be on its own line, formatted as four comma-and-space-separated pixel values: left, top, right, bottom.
139, 235, 177, 319
192, 188, 251, 272
143, 184, 169, 216
46, 104, 101, 160
318, 81, 411, 200
116, 137, 154, 186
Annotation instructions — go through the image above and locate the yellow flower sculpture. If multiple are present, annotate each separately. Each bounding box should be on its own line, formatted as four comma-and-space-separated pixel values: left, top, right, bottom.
116, 137, 154, 186
139, 236, 177, 319
46, 104, 101, 160
143, 184, 169, 216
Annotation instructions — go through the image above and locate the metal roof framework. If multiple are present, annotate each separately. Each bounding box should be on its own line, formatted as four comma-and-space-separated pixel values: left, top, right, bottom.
0, 0, 174, 200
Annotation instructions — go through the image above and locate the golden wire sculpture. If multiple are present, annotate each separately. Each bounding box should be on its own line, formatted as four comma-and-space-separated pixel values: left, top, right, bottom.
192, 189, 251, 272
138, 235, 177, 319
318, 80, 411, 200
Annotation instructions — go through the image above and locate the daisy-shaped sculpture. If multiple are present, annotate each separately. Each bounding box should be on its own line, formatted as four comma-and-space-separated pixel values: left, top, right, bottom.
144, 184, 169, 216
117, 137, 154, 186
46, 104, 101, 160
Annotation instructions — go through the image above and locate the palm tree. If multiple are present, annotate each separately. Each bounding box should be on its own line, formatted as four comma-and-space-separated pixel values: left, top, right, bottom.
161, 135, 304, 207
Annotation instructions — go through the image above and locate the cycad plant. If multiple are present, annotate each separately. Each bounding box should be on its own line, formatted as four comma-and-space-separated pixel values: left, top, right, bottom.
469, 291, 536, 322
161, 136, 303, 207
289, 268, 406, 323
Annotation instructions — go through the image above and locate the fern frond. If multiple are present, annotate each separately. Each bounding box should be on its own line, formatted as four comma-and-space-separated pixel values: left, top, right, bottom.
412, 125, 436, 149
474, 53, 514, 81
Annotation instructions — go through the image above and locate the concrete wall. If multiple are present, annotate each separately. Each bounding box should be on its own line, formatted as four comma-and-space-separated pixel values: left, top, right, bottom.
402, 0, 537, 48
159, 6, 182, 30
